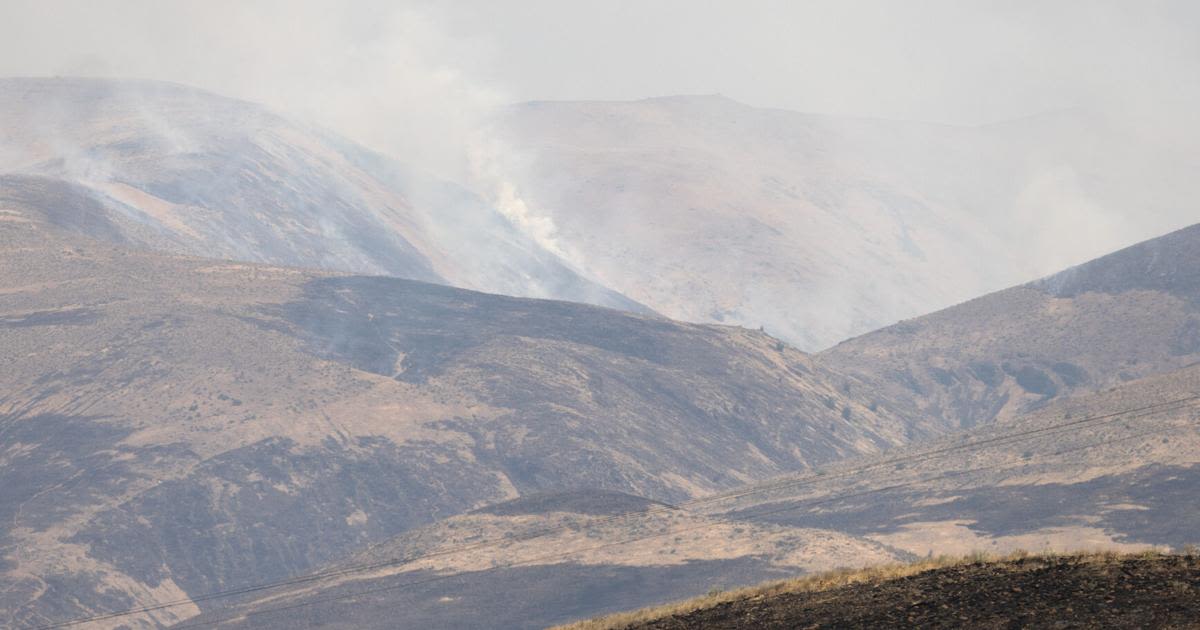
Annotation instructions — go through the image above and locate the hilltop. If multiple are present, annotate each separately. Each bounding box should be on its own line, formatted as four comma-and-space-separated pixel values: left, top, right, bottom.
0, 77, 640, 311
0, 189, 905, 628
487, 96, 1197, 349
822, 222, 1200, 428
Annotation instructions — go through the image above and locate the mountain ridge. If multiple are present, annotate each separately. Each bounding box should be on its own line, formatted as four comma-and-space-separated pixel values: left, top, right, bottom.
0, 76, 647, 313
485, 94, 1198, 349
0, 203, 907, 628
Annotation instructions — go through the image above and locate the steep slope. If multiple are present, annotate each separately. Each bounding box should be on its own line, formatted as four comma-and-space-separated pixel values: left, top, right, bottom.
822, 222, 1200, 429
484, 96, 1196, 349
0, 77, 642, 311
0, 205, 905, 629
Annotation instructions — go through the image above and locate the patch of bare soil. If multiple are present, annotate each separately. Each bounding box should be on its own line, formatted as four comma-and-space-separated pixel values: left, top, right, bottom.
624, 555, 1200, 629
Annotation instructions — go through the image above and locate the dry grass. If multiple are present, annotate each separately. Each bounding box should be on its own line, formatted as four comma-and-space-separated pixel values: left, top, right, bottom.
553, 549, 1174, 630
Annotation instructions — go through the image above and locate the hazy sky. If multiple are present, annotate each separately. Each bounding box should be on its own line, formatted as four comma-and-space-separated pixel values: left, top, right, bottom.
2, 0, 1197, 150
2, 0, 1198, 341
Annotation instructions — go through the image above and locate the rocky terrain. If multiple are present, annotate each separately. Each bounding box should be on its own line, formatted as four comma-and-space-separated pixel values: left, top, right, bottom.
569, 553, 1200, 629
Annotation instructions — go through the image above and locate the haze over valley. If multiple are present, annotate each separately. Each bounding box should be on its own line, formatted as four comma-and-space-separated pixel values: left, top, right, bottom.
2, 2, 1199, 629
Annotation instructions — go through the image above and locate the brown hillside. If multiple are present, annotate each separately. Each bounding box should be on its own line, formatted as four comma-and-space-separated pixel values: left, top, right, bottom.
821, 222, 1200, 429
0, 190, 905, 628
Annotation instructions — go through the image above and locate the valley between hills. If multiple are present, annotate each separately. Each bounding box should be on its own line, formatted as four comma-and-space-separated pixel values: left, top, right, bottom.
1, 78, 1198, 630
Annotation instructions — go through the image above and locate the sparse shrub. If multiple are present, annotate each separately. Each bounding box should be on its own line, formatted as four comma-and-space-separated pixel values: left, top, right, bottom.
967, 550, 991, 564
1011, 366, 1058, 397
841, 406, 852, 421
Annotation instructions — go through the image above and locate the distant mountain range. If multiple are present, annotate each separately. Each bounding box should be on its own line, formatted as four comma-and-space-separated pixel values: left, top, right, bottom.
4, 79, 1194, 351
486, 95, 1198, 349
0, 77, 643, 312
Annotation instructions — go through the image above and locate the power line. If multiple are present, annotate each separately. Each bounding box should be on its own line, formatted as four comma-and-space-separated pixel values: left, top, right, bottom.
32, 394, 1200, 629
175, 413, 1195, 629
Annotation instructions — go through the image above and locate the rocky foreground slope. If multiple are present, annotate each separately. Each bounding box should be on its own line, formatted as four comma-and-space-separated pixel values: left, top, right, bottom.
567, 553, 1200, 629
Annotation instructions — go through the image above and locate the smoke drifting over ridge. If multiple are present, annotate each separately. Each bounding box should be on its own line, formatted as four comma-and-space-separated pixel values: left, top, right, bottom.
5, 2, 1198, 135
2, 1, 1199, 345
0, 0, 504, 182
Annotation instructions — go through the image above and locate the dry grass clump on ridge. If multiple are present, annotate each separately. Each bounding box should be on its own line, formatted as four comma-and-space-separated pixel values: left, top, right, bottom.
553, 548, 1187, 630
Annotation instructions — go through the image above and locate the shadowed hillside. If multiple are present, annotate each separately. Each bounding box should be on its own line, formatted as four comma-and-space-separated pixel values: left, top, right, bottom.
0, 197, 905, 629
822, 222, 1200, 429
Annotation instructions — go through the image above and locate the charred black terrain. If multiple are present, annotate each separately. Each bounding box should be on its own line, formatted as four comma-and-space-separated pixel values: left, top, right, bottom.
604, 554, 1200, 630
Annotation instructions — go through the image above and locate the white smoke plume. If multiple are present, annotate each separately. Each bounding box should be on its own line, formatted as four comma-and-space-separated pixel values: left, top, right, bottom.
2, 0, 1199, 346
